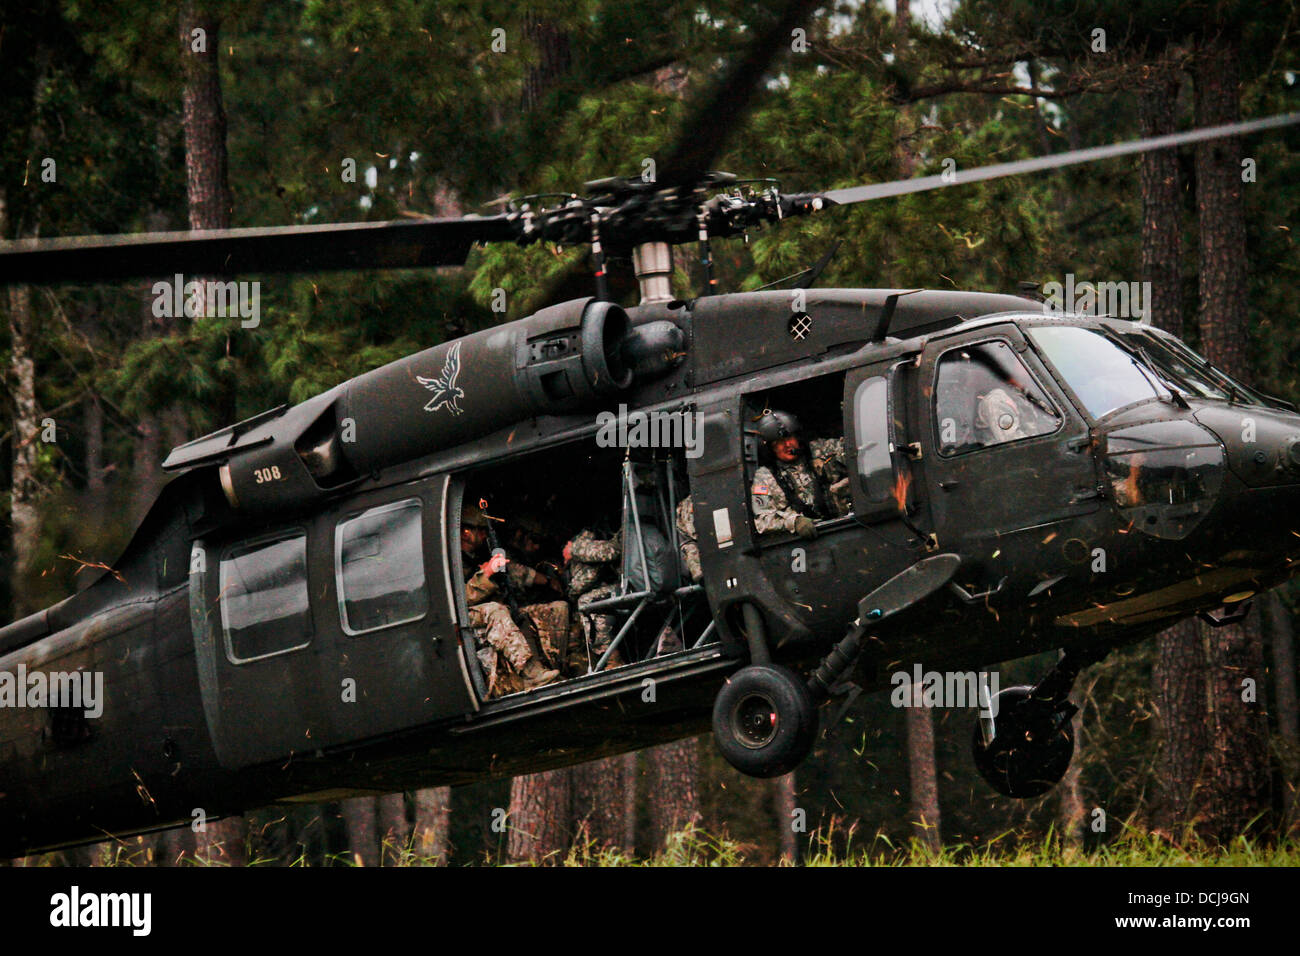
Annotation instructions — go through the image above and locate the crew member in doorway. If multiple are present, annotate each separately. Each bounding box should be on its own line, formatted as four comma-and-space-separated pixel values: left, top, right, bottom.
751, 410, 851, 539
461, 503, 562, 696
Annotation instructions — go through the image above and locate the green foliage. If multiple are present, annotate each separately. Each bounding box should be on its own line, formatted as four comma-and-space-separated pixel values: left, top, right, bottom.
5, 0, 1300, 863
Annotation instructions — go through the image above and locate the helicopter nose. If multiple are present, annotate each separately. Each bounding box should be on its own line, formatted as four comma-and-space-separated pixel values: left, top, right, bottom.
1192, 405, 1300, 489
1099, 407, 1300, 559
1185, 405, 1300, 568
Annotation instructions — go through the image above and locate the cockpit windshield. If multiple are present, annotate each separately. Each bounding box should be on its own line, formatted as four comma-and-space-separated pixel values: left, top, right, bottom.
1116, 330, 1230, 400
1125, 329, 1269, 406
1026, 325, 1161, 420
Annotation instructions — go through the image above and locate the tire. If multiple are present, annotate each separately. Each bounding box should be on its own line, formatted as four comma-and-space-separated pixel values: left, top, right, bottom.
712, 664, 818, 778
971, 685, 1074, 798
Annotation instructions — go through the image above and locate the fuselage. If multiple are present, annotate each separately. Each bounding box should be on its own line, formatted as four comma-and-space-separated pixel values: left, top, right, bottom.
3, 288, 1298, 855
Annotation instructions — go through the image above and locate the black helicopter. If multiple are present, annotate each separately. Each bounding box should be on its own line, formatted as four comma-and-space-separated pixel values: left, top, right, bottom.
2, 4, 1299, 857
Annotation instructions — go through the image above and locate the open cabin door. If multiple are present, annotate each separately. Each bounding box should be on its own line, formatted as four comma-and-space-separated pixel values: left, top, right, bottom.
190, 474, 475, 770
842, 353, 929, 534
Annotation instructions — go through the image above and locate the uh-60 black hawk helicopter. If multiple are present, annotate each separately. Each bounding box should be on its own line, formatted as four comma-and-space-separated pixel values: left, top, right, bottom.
2, 5, 1300, 857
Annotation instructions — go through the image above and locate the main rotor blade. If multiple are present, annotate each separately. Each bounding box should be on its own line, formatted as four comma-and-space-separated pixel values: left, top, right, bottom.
658, 0, 821, 188
0, 215, 519, 285
824, 112, 1300, 206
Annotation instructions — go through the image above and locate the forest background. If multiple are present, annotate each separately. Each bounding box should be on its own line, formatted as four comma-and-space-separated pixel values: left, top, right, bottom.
2, 0, 1298, 864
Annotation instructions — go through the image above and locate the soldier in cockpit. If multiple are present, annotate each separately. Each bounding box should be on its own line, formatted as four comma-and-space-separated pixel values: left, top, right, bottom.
750, 410, 851, 539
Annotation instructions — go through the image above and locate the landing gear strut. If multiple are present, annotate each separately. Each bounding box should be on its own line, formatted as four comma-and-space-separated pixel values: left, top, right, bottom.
711, 604, 818, 778
711, 557, 964, 779
971, 649, 1103, 798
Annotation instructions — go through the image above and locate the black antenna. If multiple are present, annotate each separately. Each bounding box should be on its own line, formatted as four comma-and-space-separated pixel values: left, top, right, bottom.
795, 240, 842, 289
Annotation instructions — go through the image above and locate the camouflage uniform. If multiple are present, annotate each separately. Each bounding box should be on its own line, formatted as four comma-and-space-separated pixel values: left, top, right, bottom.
520, 599, 571, 669
810, 437, 852, 516
751, 437, 851, 534
566, 529, 623, 672
675, 496, 702, 582
467, 602, 529, 697
465, 559, 564, 697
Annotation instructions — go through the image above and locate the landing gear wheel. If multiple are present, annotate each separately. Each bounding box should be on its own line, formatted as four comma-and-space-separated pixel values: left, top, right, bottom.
972, 685, 1075, 798
712, 664, 818, 778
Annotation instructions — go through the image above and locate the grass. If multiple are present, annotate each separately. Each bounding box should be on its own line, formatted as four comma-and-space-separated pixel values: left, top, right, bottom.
18, 821, 1300, 866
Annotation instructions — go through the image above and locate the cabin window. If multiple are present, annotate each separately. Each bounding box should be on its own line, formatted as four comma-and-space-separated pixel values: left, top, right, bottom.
220, 532, 312, 663
335, 498, 429, 635
934, 341, 1061, 455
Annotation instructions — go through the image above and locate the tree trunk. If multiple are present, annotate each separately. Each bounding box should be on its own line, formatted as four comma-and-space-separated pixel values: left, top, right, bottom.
1263, 592, 1298, 747
1198, 611, 1272, 841
1055, 671, 1097, 848
1139, 72, 1185, 336
1137, 66, 1211, 837
1262, 592, 1298, 831
773, 772, 798, 862
507, 769, 571, 863
178, 0, 250, 859
412, 787, 452, 864
1193, 33, 1249, 377
520, 14, 572, 112
1191, 31, 1272, 842
644, 738, 701, 853
0, 189, 40, 621
195, 817, 247, 866
1058, 696, 1089, 847
180, 1, 232, 232
622, 753, 637, 850
904, 679, 940, 851
83, 392, 106, 539
5, 281, 39, 619
377, 792, 408, 865
161, 825, 196, 866
1154, 619, 1209, 832
341, 797, 378, 866
570, 755, 633, 854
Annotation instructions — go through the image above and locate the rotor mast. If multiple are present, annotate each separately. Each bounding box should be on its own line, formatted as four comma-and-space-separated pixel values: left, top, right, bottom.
632, 241, 674, 304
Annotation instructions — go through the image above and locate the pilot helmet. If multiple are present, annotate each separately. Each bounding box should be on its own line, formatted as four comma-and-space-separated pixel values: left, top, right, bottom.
755, 409, 802, 444
462, 502, 489, 529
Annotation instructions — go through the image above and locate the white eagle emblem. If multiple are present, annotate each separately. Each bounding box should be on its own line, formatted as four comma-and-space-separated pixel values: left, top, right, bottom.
416, 342, 465, 416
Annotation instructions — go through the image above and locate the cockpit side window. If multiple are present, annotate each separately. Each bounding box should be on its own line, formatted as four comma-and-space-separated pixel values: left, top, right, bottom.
934, 340, 1062, 456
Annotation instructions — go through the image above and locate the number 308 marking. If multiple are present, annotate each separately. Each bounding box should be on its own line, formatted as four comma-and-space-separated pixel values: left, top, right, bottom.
253, 465, 283, 484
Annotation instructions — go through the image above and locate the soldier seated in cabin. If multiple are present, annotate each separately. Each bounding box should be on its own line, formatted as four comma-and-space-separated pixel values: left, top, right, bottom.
562, 526, 627, 673
505, 509, 575, 672
675, 496, 703, 584
460, 503, 562, 697
750, 409, 851, 540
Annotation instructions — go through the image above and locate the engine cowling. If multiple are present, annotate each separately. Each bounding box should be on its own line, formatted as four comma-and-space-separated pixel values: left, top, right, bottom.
163, 297, 651, 515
